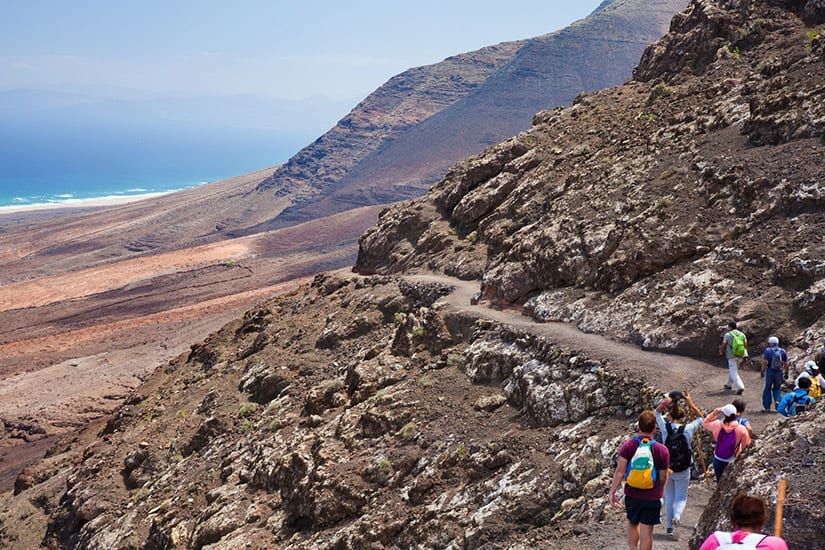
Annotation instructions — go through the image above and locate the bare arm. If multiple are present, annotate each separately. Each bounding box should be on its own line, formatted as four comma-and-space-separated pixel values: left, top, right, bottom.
684, 391, 703, 418
608, 456, 628, 507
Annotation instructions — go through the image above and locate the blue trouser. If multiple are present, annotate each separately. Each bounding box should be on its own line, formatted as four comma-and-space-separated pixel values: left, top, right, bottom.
763, 369, 783, 410
713, 457, 731, 483
663, 468, 691, 528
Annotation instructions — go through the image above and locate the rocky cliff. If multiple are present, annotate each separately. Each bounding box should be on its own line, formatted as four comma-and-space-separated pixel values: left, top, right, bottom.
246, 0, 688, 233
2, 1, 825, 549
0, 0, 687, 502
356, 0, 825, 362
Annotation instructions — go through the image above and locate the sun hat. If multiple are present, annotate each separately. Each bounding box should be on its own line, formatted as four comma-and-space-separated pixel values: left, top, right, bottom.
721, 404, 738, 417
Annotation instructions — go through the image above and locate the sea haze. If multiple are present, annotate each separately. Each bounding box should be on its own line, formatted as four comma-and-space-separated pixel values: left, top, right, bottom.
0, 90, 352, 208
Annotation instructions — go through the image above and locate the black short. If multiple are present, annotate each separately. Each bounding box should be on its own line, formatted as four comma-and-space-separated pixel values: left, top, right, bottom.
624, 495, 661, 526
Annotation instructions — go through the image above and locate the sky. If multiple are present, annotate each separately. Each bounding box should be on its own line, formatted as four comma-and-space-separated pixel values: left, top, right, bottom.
1, 1, 606, 102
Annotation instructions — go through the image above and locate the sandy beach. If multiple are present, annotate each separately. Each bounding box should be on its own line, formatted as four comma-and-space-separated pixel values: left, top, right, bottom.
0, 192, 174, 216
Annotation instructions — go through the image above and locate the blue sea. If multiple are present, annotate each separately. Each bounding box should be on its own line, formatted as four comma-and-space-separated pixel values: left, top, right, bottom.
0, 121, 313, 211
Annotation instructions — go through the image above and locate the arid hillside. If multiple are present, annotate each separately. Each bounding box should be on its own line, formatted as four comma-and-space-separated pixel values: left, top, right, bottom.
0, 1, 823, 549
249, 0, 688, 231
0, 0, 687, 494
357, 0, 825, 363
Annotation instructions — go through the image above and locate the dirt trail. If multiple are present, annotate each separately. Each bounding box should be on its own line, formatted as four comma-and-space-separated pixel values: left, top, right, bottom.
408, 272, 772, 428
402, 272, 780, 547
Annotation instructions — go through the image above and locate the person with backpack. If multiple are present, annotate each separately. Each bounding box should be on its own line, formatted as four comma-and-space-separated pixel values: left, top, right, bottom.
777, 376, 816, 417
760, 336, 788, 412
654, 391, 704, 540
698, 494, 788, 549
731, 398, 752, 437
719, 321, 748, 395
793, 360, 824, 399
702, 404, 752, 482
813, 337, 825, 370
609, 410, 670, 550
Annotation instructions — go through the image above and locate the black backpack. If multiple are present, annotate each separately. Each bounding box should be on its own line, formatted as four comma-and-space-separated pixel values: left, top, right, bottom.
664, 423, 691, 472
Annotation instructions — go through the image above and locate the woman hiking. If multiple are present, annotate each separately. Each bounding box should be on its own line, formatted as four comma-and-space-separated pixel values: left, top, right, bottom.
702, 403, 752, 482
654, 390, 703, 540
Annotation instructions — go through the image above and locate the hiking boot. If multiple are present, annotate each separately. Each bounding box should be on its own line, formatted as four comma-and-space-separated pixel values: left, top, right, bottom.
723, 384, 732, 390
736, 389, 744, 395
671, 519, 680, 540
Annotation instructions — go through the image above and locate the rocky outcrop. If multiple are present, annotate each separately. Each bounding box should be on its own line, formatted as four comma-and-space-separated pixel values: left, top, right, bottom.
14, 273, 669, 549
356, 0, 825, 362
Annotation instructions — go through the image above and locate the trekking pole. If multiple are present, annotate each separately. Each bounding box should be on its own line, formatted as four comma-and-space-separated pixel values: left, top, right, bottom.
688, 409, 712, 487
774, 478, 786, 537
693, 429, 712, 487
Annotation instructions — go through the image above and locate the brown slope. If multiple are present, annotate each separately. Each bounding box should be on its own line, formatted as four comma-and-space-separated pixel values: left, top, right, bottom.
242, 0, 689, 233
356, 0, 825, 361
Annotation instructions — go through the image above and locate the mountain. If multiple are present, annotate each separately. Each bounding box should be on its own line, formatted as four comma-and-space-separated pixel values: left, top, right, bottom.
1, 1, 823, 549
246, 0, 688, 232
0, 0, 687, 473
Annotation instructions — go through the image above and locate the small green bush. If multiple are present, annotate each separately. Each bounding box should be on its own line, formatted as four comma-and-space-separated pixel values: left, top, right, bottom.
398, 421, 417, 440
238, 403, 258, 418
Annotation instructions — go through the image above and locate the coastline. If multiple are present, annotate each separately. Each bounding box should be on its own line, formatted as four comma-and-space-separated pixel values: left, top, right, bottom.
0, 191, 174, 216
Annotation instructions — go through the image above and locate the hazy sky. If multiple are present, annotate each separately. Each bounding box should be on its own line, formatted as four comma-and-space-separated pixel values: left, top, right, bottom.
1, 1, 606, 101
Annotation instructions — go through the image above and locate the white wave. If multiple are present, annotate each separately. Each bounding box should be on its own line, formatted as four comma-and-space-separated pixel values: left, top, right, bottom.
0, 191, 176, 214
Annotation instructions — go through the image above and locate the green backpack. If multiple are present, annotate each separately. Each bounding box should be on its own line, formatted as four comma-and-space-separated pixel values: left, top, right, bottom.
729, 330, 746, 357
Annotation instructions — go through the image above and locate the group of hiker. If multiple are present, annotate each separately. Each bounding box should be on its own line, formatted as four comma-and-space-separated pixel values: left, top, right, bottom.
720, 321, 820, 416
606, 321, 823, 549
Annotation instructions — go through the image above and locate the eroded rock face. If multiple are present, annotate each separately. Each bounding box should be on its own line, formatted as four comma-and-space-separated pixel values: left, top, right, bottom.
249, 0, 688, 231
24, 274, 670, 549
356, 0, 825, 361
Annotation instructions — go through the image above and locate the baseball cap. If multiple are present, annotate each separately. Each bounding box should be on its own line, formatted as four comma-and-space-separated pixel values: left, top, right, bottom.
721, 404, 737, 417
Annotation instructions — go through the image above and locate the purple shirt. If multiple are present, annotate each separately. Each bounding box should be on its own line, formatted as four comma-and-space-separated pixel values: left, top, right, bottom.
619, 436, 670, 500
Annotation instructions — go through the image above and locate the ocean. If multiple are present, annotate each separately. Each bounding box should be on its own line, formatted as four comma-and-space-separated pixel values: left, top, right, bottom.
0, 122, 312, 210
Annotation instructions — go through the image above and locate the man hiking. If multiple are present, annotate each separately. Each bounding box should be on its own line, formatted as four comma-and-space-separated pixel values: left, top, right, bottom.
609, 410, 670, 550
761, 336, 788, 412
719, 321, 748, 395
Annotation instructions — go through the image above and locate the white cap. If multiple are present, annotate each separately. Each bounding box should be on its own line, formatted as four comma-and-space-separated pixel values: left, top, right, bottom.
721, 404, 737, 417
768, 336, 779, 346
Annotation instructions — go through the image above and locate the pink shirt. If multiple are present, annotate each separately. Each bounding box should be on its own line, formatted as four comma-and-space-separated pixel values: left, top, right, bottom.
702, 414, 752, 457
698, 530, 788, 550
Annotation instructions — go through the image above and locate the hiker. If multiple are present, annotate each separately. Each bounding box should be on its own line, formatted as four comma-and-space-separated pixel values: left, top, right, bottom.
813, 337, 825, 370
698, 494, 788, 549
654, 391, 703, 540
760, 336, 788, 412
794, 360, 824, 399
732, 397, 752, 437
719, 321, 747, 395
609, 410, 670, 550
777, 376, 816, 417
702, 404, 752, 482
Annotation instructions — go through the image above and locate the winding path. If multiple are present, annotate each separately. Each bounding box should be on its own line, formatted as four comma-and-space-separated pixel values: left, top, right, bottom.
406, 272, 774, 432
401, 271, 780, 547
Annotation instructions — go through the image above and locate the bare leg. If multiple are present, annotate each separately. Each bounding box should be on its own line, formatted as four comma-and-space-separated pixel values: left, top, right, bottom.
639, 523, 655, 550
627, 521, 640, 549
